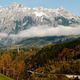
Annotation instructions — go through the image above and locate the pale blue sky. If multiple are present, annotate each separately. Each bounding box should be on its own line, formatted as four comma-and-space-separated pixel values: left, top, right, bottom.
0, 0, 80, 16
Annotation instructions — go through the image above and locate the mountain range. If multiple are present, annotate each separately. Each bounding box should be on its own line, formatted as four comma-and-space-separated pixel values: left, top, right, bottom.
0, 3, 80, 47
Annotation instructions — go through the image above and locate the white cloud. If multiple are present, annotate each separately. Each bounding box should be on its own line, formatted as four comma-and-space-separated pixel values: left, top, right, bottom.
0, 33, 8, 38
0, 25, 80, 39
10, 25, 80, 38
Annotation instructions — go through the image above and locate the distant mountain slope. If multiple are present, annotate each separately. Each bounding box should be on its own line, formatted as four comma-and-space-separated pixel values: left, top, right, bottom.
16, 36, 80, 47
0, 3, 80, 47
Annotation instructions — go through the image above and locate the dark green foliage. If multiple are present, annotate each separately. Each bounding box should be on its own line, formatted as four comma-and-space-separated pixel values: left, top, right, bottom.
14, 16, 34, 34
32, 39, 80, 66
23, 16, 34, 27
15, 20, 21, 34
55, 16, 70, 26
55, 16, 79, 26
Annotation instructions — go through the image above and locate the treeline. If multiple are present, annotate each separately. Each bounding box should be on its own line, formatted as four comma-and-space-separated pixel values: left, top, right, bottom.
0, 40, 80, 80
32, 40, 80, 66
0, 51, 25, 80
0, 47, 39, 80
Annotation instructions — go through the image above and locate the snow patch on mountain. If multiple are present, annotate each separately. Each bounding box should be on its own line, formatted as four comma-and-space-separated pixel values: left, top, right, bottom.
34, 11, 47, 17
0, 3, 79, 34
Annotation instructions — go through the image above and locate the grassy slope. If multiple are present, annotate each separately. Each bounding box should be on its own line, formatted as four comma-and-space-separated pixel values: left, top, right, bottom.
0, 74, 13, 80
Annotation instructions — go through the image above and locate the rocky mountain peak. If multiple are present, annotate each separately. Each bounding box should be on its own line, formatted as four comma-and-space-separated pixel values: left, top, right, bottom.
0, 3, 79, 34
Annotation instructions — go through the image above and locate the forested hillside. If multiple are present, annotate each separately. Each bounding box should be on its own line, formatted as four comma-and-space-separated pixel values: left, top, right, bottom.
0, 39, 80, 80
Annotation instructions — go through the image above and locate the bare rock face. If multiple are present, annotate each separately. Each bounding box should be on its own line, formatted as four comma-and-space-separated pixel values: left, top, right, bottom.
0, 3, 79, 34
